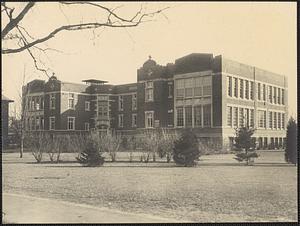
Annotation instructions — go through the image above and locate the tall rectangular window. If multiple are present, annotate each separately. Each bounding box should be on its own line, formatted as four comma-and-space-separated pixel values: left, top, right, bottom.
250, 82, 254, 100
245, 81, 249, 99
257, 83, 261, 100
278, 113, 281, 129
258, 110, 266, 128
68, 93, 75, 109
85, 122, 90, 131
185, 78, 193, 98
274, 112, 277, 129
202, 76, 212, 96
239, 79, 244, 99
277, 87, 281, 104
194, 105, 202, 127
273, 87, 277, 104
194, 77, 202, 96
132, 114, 137, 127
119, 96, 123, 111
176, 79, 184, 98
233, 107, 238, 127
227, 106, 232, 127
132, 94, 137, 110
268, 86, 272, 103
118, 114, 123, 128
281, 89, 285, 105
85, 101, 90, 111
35, 116, 40, 130
227, 76, 232, 97
245, 108, 250, 127
250, 109, 254, 127
176, 107, 184, 127
49, 116, 55, 130
282, 113, 285, 129
239, 108, 244, 127
269, 112, 273, 129
262, 84, 266, 101
68, 117, 75, 130
145, 111, 154, 128
185, 106, 193, 127
168, 85, 173, 98
145, 81, 154, 102
203, 104, 211, 127
50, 94, 55, 109
40, 116, 44, 130
233, 77, 238, 98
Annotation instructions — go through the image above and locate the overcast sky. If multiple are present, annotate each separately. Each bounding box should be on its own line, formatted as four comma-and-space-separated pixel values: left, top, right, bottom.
2, 2, 297, 117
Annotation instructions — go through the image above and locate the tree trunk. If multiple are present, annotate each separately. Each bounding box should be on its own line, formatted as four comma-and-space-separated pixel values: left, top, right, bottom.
20, 136, 24, 158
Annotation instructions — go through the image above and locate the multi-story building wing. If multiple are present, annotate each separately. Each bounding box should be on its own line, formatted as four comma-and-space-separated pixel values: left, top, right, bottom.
22, 53, 288, 149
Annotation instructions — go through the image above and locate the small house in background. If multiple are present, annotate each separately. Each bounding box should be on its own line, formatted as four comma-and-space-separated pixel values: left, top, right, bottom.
2, 95, 14, 149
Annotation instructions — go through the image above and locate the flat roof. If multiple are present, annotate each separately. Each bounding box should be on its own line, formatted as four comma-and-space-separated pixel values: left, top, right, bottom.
82, 79, 108, 84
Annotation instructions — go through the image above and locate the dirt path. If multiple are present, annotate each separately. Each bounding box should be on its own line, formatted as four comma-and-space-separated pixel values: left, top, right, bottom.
3, 193, 182, 223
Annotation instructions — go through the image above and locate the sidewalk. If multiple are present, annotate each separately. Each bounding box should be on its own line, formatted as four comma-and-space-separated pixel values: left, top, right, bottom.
2, 193, 181, 223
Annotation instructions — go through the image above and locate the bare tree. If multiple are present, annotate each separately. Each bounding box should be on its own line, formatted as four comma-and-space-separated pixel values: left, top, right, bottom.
1, 2, 168, 77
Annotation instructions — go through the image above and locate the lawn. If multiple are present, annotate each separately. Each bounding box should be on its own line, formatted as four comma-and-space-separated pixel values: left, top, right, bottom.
2, 151, 297, 222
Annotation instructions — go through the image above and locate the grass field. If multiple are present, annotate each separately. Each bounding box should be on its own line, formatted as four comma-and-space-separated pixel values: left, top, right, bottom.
2, 151, 297, 222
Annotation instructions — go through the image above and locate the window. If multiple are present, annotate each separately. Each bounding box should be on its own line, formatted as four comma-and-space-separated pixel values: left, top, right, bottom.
118, 114, 123, 128
119, 96, 123, 111
233, 107, 238, 127
36, 97, 40, 110
245, 80, 249, 99
227, 106, 232, 127
203, 76, 212, 96
31, 117, 36, 130
132, 94, 137, 110
239, 79, 244, 99
185, 78, 193, 98
273, 112, 277, 129
40, 96, 44, 110
203, 86, 212, 96
233, 78, 238, 98
167, 110, 173, 126
203, 104, 211, 127
250, 109, 254, 127
278, 113, 281, 129
168, 85, 173, 98
145, 81, 154, 102
194, 77, 202, 96
49, 117, 55, 130
98, 95, 108, 101
258, 110, 266, 128
40, 117, 44, 130
281, 89, 284, 105
98, 105, 108, 117
85, 101, 90, 111
68, 93, 75, 109
185, 106, 192, 127
145, 111, 154, 128
273, 87, 277, 104
268, 86, 272, 103
282, 113, 285, 129
36, 116, 40, 130
85, 122, 90, 131
194, 105, 202, 127
176, 79, 184, 98
50, 94, 55, 109
245, 108, 250, 127
68, 117, 75, 130
262, 84, 266, 101
257, 83, 261, 100
227, 76, 232, 97
132, 114, 137, 127
277, 88, 281, 104
250, 82, 254, 100
269, 112, 273, 129
239, 108, 244, 127
176, 107, 184, 127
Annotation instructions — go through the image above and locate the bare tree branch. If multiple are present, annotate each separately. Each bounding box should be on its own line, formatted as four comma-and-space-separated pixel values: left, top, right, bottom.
1, 2, 35, 39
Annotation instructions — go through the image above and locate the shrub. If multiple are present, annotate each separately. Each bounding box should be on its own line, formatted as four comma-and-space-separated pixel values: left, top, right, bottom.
233, 127, 258, 165
158, 129, 179, 162
285, 117, 297, 165
173, 130, 201, 167
76, 136, 105, 167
